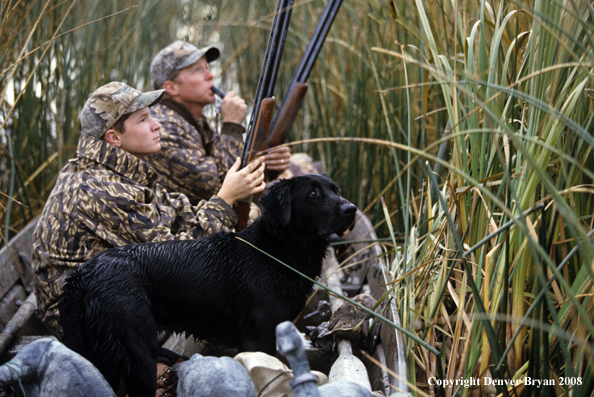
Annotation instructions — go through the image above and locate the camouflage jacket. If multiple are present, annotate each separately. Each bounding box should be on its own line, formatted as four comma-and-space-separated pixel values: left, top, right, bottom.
144, 100, 244, 204
32, 133, 238, 336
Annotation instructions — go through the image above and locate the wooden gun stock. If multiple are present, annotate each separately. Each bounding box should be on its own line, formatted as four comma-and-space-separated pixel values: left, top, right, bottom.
267, 82, 308, 148
234, 200, 252, 232
236, 97, 276, 231
242, 97, 276, 166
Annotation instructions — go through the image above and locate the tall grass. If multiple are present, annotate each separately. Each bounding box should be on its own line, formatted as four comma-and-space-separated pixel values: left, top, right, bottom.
1, 0, 593, 395
379, 0, 594, 395
0, 0, 178, 239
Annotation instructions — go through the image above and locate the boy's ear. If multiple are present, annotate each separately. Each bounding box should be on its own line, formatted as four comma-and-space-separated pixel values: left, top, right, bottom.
163, 80, 179, 97
103, 129, 122, 147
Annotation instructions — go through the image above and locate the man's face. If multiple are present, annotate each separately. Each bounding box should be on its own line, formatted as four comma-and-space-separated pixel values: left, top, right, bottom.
117, 107, 162, 157
171, 56, 216, 108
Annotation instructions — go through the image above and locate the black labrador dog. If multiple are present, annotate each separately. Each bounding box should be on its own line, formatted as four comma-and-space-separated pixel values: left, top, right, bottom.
59, 174, 357, 397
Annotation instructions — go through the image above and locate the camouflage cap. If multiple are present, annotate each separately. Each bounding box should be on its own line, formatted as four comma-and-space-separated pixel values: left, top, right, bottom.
80, 82, 165, 138
151, 41, 220, 89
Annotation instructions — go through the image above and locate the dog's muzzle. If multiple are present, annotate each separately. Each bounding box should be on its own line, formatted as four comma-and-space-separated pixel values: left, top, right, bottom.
340, 200, 357, 217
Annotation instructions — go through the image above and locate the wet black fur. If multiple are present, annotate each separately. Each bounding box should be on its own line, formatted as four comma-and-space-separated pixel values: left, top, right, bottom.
59, 174, 357, 397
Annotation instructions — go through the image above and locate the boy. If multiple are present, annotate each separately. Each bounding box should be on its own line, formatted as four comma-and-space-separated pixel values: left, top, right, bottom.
32, 81, 266, 336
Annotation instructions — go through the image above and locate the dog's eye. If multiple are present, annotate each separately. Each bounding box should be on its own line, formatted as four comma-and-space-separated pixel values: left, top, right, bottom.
309, 189, 319, 198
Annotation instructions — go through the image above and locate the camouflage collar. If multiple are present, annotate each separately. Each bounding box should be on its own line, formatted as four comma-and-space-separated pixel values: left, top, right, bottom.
158, 99, 213, 147
76, 133, 160, 187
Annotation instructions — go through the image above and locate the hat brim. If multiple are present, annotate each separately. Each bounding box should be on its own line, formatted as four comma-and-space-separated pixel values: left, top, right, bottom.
177, 46, 220, 71
125, 89, 165, 115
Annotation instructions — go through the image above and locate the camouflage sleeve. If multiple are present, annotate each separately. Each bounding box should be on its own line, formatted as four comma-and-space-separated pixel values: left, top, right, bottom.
31, 169, 238, 337
210, 122, 246, 174
148, 112, 244, 203
153, 187, 239, 240
75, 178, 237, 246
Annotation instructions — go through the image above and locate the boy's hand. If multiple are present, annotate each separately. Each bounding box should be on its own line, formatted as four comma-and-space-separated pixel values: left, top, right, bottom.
218, 157, 266, 206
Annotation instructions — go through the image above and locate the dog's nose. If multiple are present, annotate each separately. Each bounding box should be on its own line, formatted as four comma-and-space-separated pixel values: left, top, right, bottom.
340, 201, 357, 216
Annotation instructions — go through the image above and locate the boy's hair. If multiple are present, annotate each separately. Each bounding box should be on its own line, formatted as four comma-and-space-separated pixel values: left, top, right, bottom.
111, 113, 131, 134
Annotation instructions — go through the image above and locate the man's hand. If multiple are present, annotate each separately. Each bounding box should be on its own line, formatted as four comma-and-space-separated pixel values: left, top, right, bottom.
220, 91, 247, 125
218, 157, 266, 206
263, 146, 291, 172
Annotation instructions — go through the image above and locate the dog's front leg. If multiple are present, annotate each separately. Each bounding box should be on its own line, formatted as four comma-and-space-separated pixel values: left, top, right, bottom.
123, 356, 159, 397
119, 323, 161, 397
239, 324, 278, 355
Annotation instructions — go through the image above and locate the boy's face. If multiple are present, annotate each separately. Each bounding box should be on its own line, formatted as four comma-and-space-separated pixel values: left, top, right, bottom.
116, 107, 162, 157
170, 56, 215, 108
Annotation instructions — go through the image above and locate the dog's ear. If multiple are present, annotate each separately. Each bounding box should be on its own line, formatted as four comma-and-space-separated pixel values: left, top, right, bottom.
259, 178, 294, 225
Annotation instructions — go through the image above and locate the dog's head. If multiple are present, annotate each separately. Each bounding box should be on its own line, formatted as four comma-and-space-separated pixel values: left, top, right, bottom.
259, 174, 357, 239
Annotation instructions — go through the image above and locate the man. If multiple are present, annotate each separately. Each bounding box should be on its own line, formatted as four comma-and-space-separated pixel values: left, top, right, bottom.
32, 81, 266, 337
145, 40, 292, 205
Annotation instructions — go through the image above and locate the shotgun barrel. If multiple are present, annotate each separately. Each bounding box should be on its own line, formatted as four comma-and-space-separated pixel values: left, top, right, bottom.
241, 0, 294, 168
294, 0, 343, 83
267, 0, 344, 148
236, 0, 294, 231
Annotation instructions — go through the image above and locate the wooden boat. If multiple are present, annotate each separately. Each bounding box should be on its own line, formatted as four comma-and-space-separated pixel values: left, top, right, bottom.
0, 214, 410, 396
0, 218, 44, 362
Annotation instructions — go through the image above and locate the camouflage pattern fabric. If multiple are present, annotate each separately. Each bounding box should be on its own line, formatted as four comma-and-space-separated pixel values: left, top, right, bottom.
32, 133, 238, 336
81, 81, 164, 138
144, 102, 244, 204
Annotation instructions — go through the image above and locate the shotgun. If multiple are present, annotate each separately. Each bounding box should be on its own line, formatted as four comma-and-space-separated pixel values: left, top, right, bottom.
235, 0, 294, 231
266, 0, 344, 150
